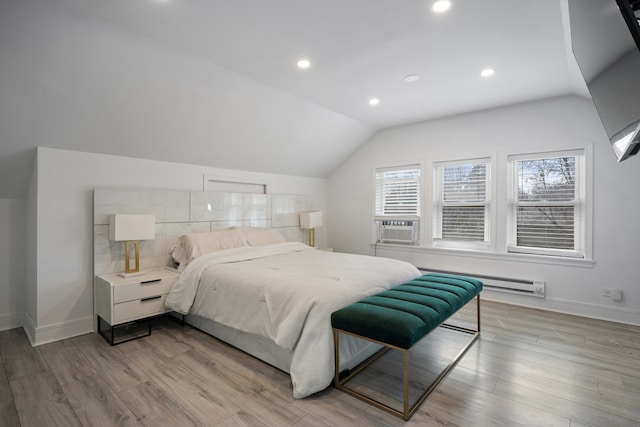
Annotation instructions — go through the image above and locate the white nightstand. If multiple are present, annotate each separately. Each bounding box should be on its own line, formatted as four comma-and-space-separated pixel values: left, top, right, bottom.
95, 268, 179, 345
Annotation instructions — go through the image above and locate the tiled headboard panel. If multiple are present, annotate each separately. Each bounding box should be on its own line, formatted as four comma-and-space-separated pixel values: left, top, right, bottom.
93, 187, 312, 276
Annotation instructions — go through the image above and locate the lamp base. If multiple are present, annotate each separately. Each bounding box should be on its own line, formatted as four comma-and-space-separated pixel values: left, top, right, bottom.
118, 270, 146, 278
308, 228, 315, 247
122, 240, 143, 277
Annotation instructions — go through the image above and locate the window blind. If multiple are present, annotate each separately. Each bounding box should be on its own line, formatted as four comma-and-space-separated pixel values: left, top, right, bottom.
512, 156, 580, 253
375, 165, 420, 217
436, 162, 489, 243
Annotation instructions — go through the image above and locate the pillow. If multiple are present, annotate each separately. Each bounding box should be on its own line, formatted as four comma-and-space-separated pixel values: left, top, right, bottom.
179, 228, 248, 267
239, 227, 287, 246
169, 243, 188, 269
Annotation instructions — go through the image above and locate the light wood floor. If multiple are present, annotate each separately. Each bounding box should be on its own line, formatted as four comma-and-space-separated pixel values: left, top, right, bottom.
1, 300, 639, 427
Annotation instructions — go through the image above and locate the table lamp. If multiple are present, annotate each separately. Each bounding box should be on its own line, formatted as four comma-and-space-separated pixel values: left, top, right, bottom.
299, 211, 323, 247
109, 214, 155, 277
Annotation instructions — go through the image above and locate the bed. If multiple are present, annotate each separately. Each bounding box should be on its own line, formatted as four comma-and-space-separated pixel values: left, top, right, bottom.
165, 228, 421, 398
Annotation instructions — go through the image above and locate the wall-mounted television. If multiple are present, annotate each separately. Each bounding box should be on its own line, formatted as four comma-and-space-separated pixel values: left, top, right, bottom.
616, 0, 640, 49
569, 0, 640, 162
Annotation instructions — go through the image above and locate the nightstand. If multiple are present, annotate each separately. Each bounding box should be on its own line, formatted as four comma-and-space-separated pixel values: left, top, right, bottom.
95, 268, 179, 345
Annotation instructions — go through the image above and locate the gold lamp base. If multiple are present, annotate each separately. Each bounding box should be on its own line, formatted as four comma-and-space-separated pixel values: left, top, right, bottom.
119, 240, 145, 278
307, 228, 316, 247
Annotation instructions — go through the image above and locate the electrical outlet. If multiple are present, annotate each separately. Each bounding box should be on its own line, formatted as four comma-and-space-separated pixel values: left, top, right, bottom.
602, 288, 624, 301
611, 289, 623, 301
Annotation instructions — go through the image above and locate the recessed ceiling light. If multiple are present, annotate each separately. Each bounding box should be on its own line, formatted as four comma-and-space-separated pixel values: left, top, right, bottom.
480, 68, 495, 77
296, 59, 311, 69
431, 0, 452, 13
404, 74, 420, 82
369, 98, 380, 106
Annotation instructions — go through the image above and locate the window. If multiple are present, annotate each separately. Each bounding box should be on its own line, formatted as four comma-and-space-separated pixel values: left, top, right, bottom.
433, 159, 491, 249
508, 151, 585, 258
375, 165, 421, 217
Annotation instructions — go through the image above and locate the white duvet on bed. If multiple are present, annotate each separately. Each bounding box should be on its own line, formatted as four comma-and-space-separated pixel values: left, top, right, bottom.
165, 242, 420, 398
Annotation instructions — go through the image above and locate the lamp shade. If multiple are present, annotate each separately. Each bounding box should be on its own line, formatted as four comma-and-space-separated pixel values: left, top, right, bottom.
299, 211, 323, 229
108, 214, 155, 241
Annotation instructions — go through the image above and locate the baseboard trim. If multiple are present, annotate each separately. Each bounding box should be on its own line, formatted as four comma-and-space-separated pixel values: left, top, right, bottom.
28, 316, 94, 346
22, 311, 36, 346
483, 290, 640, 326
0, 311, 23, 331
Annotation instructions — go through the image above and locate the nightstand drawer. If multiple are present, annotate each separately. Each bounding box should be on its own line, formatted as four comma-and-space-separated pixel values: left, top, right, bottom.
113, 294, 170, 324
113, 276, 176, 304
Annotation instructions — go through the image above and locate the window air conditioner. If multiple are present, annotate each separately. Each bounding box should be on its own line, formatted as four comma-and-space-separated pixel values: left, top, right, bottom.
376, 218, 419, 244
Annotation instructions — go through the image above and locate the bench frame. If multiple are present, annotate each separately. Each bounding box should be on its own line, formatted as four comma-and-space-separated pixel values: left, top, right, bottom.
333, 294, 481, 421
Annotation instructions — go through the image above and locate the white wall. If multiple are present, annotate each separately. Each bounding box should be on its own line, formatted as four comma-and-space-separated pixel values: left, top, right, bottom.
0, 0, 372, 199
328, 95, 640, 325
26, 147, 327, 345
0, 198, 26, 330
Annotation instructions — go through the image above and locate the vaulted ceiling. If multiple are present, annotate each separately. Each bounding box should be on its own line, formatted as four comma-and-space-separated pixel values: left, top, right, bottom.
0, 0, 603, 198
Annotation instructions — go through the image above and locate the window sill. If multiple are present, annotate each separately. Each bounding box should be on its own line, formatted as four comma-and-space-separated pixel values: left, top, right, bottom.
371, 242, 595, 268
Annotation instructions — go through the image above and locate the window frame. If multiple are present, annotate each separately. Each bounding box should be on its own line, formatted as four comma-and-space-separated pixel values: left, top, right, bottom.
374, 163, 422, 219
432, 157, 493, 251
507, 149, 587, 258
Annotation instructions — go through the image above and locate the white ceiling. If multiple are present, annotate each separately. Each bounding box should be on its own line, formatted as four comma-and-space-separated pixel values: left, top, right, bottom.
58, 0, 588, 127
0, 0, 599, 198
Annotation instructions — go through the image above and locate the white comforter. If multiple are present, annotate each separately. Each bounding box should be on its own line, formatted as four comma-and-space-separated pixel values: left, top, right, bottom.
165, 242, 420, 398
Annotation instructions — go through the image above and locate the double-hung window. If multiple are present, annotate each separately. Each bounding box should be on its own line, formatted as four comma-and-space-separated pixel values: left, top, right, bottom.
374, 164, 421, 244
433, 159, 491, 250
508, 150, 586, 258
375, 164, 421, 217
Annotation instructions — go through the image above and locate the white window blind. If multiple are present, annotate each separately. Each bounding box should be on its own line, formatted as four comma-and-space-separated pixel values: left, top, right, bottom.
434, 160, 490, 247
375, 165, 421, 217
509, 152, 585, 257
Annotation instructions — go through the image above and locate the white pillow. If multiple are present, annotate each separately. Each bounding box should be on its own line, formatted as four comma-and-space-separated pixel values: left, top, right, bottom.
179, 228, 248, 267
239, 227, 287, 246
169, 243, 188, 270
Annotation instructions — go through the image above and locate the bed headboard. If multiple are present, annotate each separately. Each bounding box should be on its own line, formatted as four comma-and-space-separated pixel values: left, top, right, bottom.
93, 186, 312, 276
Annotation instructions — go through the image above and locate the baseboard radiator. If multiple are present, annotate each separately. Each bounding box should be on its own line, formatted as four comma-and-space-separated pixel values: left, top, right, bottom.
418, 268, 545, 298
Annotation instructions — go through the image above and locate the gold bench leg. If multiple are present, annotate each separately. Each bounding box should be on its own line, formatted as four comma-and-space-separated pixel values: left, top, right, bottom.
334, 294, 481, 421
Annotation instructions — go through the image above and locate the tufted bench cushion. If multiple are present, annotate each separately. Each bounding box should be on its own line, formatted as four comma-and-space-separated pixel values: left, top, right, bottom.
331, 273, 482, 349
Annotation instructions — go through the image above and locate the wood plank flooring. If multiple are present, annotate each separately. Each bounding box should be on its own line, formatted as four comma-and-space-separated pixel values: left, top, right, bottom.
1, 300, 638, 426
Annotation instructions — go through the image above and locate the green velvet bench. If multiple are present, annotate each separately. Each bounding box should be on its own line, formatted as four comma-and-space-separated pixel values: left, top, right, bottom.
331, 273, 482, 420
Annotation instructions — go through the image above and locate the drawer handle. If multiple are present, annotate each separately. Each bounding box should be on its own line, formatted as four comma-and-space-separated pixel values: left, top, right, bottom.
141, 295, 162, 302
140, 279, 162, 285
